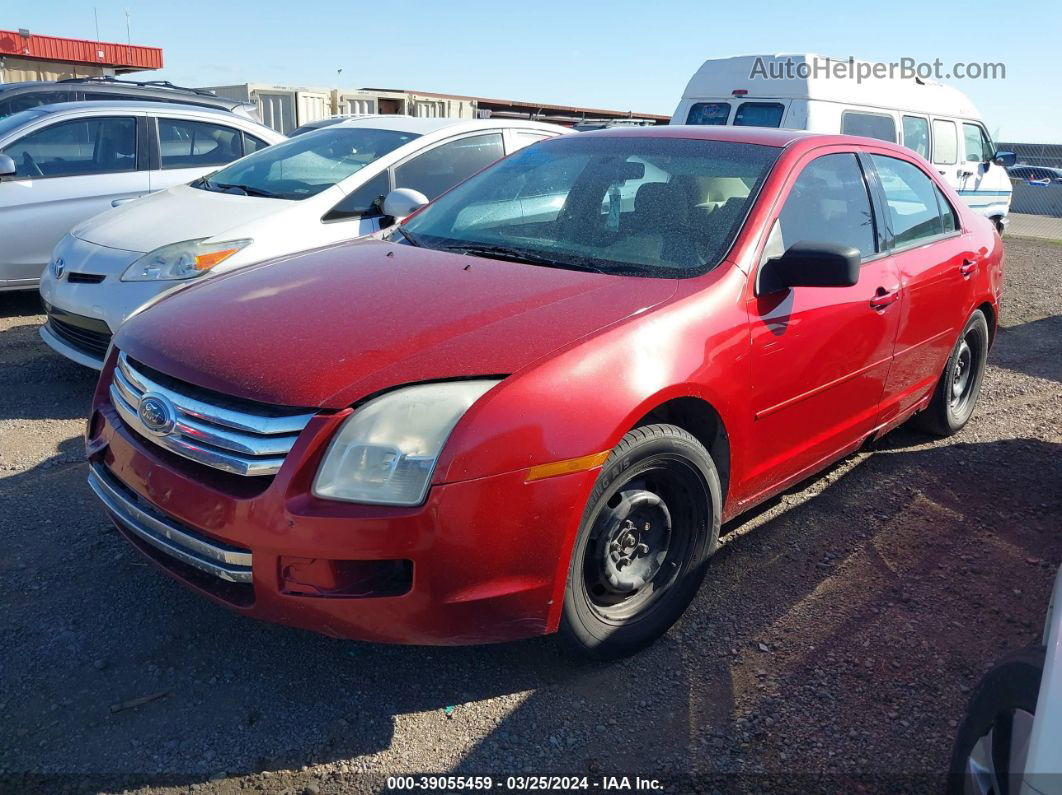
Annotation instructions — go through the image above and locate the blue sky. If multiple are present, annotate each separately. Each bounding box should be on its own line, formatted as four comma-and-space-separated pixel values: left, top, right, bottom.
13, 0, 1062, 141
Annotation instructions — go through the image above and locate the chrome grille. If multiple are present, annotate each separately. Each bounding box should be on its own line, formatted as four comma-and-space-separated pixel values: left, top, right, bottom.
109, 352, 315, 476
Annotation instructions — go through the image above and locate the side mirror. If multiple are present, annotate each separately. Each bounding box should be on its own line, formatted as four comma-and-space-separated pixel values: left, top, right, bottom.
759, 241, 860, 294
993, 151, 1017, 168
382, 188, 429, 221
0, 154, 16, 181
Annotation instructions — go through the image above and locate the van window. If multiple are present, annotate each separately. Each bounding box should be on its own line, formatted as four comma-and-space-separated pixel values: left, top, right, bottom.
932, 119, 958, 165
841, 111, 896, 143
776, 153, 876, 259
871, 154, 952, 247
733, 102, 784, 128
902, 116, 930, 159
963, 123, 992, 163
686, 102, 730, 125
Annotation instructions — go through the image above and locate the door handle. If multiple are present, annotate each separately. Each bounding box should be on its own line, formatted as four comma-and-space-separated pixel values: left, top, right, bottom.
111, 197, 136, 207
870, 286, 900, 310
960, 259, 977, 278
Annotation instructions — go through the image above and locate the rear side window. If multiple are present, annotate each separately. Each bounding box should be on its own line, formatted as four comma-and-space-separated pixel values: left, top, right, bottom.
776, 153, 876, 259
902, 116, 930, 159
243, 133, 269, 154
512, 131, 551, 152
841, 111, 897, 143
733, 102, 784, 128
394, 133, 504, 200
2, 116, 136, 177
935, 186, 959, 232
686, 102, 730, 125
963, 123, 992, 163
871, 154, 952, 247
932, 119, 958, 165
158, 118, 243, 169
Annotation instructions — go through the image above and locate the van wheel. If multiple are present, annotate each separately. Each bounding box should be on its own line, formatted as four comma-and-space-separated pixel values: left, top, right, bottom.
558, 424, 720, 660
911, 310, 989, 436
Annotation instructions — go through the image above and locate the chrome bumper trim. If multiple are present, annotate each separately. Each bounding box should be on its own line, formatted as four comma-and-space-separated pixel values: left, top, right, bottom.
88, 462, 253, 584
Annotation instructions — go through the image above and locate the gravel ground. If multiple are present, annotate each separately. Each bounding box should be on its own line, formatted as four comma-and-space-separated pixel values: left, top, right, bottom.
1, 237, 1059, 794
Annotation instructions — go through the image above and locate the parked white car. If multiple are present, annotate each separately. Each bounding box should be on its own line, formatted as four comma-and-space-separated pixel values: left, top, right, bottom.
671, 54, 1016, 232
949, 565, 1062, 794
39, 116, 568, 368
0, 101, 284, 292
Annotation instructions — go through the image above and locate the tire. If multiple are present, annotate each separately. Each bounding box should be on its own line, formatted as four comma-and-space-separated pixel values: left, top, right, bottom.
946, 645, 1045, 795
558, 423, 721, 660
911, 310, 990, 437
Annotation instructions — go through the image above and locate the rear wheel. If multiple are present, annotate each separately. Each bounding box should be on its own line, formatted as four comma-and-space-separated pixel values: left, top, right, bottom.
911, 310, 989, 436
559, 424, 720, 660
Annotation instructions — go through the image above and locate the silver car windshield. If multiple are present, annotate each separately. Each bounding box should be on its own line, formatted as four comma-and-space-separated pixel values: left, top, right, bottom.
401, 136, 780, 278
196, 127, 421, 200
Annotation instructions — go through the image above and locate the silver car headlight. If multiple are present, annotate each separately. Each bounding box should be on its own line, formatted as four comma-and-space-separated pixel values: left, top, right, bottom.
121, 238, 251, 282
312, 380, 500, 506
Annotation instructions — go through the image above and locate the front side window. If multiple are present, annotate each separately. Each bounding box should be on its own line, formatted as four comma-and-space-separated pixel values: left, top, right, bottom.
159, 118, 243, 169
401, 136, 780, 278
932, 119, 958, 165
902, 116, 930, 159
198, 126, 419, 200
775, 153, 876, 259
394, 133, 505, 199
1, 116, 136, 178
734, 102, 784, 128
841, 111, 897, 143
870, 154, 952, 247
686, 102, 730, 125
324, 170, 389, 220
962, 123, 992, 163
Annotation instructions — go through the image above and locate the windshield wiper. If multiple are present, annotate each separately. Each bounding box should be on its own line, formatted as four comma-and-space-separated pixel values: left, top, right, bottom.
441, 243, 607, 274
395, 225, 422, 247
212, 182, 282, 199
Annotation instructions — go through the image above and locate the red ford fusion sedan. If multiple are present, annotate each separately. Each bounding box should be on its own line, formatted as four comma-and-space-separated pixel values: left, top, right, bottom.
85, 126, 1002, 659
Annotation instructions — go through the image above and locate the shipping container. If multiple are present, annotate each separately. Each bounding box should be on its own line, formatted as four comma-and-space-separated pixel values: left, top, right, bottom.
200, 83, 332, 134
334, 91, 378, 116
295, 90, 331, 126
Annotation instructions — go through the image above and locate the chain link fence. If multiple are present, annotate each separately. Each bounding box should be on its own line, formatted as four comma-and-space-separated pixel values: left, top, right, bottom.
999, 141, 1062, 241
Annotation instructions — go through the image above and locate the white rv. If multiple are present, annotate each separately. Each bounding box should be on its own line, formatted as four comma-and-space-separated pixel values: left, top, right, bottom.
672, 54, 1015, 230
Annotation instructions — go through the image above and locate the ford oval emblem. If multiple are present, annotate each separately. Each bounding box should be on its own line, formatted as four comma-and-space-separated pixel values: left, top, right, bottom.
137, 393, 176, 436
52, 257, 65, 279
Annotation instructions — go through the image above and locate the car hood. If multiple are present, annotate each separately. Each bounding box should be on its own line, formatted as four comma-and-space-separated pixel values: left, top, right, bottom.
72, 184, 297, 252
115, 240, 678, 409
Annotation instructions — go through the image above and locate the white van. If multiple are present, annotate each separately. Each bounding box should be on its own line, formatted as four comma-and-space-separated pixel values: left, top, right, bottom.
671, 54, 1016, 231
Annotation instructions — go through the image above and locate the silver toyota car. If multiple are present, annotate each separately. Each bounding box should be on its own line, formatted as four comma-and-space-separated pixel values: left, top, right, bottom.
0, 101, 284, 293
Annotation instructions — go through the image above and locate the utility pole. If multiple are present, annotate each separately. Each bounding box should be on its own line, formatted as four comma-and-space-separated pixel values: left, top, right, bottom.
125, 9, 131, 45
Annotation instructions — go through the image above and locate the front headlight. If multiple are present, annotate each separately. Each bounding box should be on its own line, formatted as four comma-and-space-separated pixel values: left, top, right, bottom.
312, 380, 500, 506
121, 238, 251, 282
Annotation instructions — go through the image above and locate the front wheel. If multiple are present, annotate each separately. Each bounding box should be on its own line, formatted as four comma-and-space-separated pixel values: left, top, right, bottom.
911, 310, 990, 437
558, 424, 720, 660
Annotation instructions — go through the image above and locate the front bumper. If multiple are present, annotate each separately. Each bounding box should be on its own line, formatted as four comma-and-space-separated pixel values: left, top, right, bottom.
86, 396, 596, 646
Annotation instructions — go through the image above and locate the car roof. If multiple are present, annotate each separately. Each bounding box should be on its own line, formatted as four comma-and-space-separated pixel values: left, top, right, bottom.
329, 116, 566, 134
29, 100, 255, 117
574, 124, 919, 155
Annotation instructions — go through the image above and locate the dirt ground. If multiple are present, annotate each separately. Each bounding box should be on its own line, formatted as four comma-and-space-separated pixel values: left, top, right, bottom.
1, 237, 1059, 794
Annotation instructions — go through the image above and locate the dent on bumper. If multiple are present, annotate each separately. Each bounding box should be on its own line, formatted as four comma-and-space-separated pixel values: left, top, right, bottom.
88, 406, 597, 646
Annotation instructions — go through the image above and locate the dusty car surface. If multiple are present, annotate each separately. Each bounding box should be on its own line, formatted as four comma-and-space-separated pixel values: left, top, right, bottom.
85, 126, 1002, 659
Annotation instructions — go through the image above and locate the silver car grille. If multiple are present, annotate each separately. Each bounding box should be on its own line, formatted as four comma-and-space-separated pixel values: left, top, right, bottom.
109, 352, 315, 477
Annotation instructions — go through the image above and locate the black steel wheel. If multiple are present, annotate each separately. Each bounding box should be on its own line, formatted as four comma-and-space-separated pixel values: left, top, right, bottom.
559, 424, 720, 660
912, 310, 990, 436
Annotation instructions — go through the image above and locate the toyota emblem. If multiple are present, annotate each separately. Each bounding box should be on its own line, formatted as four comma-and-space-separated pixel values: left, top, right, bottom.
52, 257, 65, 280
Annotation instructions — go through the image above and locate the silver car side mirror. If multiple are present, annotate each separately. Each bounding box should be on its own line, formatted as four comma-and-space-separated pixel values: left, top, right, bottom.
382, 188, 429, 221
0, 154, 16, 181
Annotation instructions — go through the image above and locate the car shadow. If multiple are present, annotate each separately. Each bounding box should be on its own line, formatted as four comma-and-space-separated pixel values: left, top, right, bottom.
991, 314, 1062, 383
0, 290, 43, 318
3, 433, 1059, 791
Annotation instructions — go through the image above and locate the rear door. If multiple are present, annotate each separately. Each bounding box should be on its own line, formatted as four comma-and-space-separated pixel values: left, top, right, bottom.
863, 150, 975, 424
0, 113, 148, 286
148, 115, 253, 191
744, 148, 901, 500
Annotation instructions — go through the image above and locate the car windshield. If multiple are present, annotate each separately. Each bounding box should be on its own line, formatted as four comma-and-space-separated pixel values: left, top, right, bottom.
196, 126, 420, 200
0, 108, 49, 139
401, 135, 780, 278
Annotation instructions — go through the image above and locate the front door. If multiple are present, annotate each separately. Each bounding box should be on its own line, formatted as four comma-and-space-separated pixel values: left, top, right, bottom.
742, 149, 902, 503
0, 114, 147, 287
